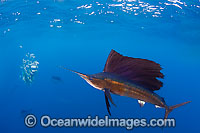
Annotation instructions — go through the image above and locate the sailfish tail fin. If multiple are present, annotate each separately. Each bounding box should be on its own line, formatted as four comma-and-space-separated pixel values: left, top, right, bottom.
164, 101, 191, 119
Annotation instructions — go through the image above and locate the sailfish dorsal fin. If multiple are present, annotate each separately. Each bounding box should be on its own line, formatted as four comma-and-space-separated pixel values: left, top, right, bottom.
103, 50, 164, 91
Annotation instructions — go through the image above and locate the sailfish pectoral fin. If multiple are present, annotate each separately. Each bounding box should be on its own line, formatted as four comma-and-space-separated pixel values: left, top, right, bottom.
105, 88, 116, 107
104, 93, 111, 116
104, 88, 116, 116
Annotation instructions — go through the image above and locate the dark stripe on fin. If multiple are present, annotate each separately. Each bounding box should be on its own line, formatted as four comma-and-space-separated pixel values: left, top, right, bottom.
104, 92, 111, 116
105, 88, 116, 107
103, 50, 164, 91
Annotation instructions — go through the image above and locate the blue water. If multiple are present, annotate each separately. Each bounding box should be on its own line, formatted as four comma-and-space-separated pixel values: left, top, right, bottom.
0, 0, 200, 132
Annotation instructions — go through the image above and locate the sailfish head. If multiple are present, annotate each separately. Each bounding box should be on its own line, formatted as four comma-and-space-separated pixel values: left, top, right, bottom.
60, 66, 103, 90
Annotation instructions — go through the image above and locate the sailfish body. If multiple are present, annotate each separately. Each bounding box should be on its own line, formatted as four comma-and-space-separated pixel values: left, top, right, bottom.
63, 50, 191, 119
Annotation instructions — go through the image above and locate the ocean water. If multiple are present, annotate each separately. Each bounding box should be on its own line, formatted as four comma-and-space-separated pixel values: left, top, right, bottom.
0, 0, 200, 132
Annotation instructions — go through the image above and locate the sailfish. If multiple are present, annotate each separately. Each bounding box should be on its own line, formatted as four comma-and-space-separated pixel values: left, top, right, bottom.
62, 50, 191, 119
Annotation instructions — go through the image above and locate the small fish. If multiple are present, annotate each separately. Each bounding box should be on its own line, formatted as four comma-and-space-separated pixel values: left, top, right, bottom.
52, 76, 62, 81
61, 50, 191, 119
20, 109, 32, 118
